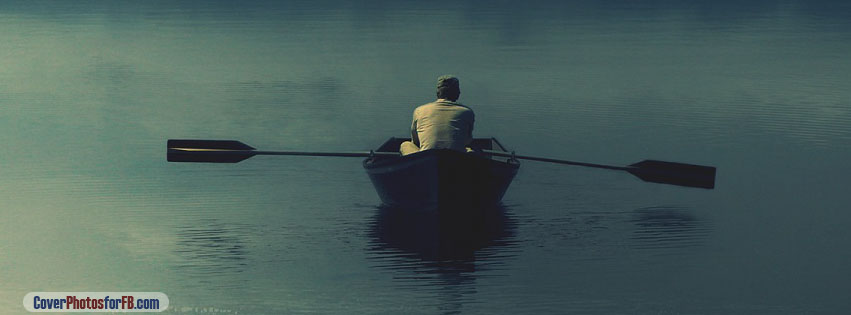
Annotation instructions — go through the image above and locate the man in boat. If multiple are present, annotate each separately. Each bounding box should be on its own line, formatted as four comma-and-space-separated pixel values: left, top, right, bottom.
400, 75, 475, 155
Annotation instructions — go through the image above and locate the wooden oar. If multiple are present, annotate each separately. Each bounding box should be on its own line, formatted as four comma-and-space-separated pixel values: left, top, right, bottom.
167, 139, 399, 163
482, 150, 716, 189
167, 139, 716, 189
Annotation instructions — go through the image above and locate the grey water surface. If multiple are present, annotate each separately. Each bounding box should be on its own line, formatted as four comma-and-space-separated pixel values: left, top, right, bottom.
2, 1, 850, 314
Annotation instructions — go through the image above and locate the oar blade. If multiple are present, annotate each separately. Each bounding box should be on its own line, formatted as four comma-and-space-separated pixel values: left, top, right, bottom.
628, 160, 716, 189
167, 139, 256, 163
168, 139, 255, 151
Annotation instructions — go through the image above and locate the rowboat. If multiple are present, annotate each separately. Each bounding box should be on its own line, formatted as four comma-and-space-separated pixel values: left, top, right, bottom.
362, 138, 520, 212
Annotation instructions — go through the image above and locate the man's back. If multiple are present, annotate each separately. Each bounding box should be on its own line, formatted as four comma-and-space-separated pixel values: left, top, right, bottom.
412, 100, 474, 152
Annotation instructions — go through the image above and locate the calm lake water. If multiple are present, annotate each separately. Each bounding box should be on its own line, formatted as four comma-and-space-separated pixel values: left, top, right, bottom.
2, 1, 850, 314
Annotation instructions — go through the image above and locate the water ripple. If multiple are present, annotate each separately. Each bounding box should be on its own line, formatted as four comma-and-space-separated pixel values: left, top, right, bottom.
172, 219, 255, 288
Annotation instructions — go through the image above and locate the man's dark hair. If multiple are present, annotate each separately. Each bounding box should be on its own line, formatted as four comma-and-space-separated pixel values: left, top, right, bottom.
436, 75, 460, 101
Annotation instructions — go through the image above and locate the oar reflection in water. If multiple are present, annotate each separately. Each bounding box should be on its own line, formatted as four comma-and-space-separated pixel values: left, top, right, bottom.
629, 206, 712, 252
173, 219, 253, 289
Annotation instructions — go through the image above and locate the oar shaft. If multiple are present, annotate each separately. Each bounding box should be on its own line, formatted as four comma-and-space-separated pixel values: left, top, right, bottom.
254, 150, 399, 158
482, 150, 629, 171
483, 149, 715, 189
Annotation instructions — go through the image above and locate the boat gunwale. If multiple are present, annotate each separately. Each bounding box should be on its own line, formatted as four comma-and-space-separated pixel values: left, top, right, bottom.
362, 137, 519, 170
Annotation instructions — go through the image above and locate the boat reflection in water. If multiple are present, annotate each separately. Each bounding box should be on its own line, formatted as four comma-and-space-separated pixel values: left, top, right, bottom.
367, 204, 518, 312
369, 204, 516, 261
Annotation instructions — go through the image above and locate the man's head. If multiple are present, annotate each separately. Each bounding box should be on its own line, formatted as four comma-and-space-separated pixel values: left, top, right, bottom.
436, 75, 460, 101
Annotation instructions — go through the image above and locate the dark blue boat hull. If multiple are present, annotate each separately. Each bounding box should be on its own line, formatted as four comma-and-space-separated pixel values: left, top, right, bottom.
363, 138, 519, 213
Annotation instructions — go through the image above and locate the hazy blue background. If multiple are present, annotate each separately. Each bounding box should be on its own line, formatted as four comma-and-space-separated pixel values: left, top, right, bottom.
2, 1, 849, 313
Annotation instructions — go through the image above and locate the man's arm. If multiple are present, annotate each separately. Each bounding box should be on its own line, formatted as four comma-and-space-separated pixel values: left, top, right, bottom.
411, 111, 420, 147
466, 110, 475, 145
469, 111, 475, 137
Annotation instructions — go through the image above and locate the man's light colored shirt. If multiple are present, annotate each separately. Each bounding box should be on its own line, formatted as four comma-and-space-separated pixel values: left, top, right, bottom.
411, 99, 475, 152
